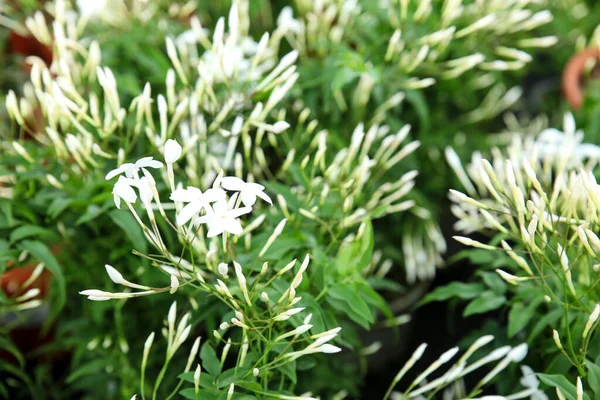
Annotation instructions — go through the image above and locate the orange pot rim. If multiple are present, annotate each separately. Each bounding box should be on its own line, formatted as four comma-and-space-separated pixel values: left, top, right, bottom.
562, 46, 600, 111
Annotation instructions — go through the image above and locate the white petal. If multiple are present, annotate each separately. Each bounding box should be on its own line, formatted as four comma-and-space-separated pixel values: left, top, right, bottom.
196, 214, 213, 225
114, 178, 137, 203
222, 217, 243, 235
563, 113, 576, 135
105, 265, 125, 284
221, 176, 246, 191
538, 128, 565, 144
113, 193, 121, 209
270, 121, 290, 133
240, 190, 257, 207
176, 202, 203, 226
170, 188, 196, 203
170, 275, 179, 294
203, 188, 227, 203
247, 182, 265, 190
105, 164, 129, 180
88, 296, 112, 301
206, 222, 225, 237
136, 157, 163, 169
212, 200, 229, 215
255, 190, 272, 205
138, 177, 154, 204
164, 139, 183, 164
230, 206, 252, 219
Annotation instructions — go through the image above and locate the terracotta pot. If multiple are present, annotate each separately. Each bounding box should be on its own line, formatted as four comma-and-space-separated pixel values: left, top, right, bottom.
0, 245, 62, 361
8, 31, 53, 71
562, 47, 600, 110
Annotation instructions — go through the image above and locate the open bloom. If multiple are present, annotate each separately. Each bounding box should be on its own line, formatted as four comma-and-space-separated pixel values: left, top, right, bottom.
105, 157, 163, 180
197, 200, 251, 237
519, 366, 548, 400
220, 177, 272, 207
171, 186, 226, 226
113, 176, 138, 208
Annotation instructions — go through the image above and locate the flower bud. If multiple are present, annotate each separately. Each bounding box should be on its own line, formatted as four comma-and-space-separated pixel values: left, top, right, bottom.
105, 265, 125, 285
164, 139, 182, 164
218, 263, 229, 278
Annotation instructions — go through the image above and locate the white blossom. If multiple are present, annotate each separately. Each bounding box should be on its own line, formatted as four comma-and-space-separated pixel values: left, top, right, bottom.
220, 177, 272, 207
105, 157, 163, 180
112, 176, 138, 209
171, 187, 227, 226
196, 200, 252, 237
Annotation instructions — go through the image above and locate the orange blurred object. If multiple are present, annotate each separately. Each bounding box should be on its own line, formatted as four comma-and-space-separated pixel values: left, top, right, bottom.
563, 47, 600, 110
8, 31, 53, 68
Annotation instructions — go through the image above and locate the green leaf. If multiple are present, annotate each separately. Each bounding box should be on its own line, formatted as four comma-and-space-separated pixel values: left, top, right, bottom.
0, 363, 38, 399
508, 298, 542, 338
76, 204, 104, 225
0, 336, 25, 368
179, 388, 218, 400
0, 199, 15, 227
463, 292, 506, 317
328, 285, 374, 328
217, 368, 252, 388
478, 271, 506, 294
404, 90, 430, 137
66, 359, 111, 384
200, 342, 221, 377
48, 198, 73, 219
19, 240, 65, 323
587, 362, 600, 399
109, 210, 148, 253
420, 282, 485, 305
9, 225, 55, 244
528, 308, 563, 342
178, 371, 216, 388
279, 359, 297, 384
334, 222, 373, 276
367, 277, 404, 292
357, 219, 374, 272
355, 281, 394, 322
538, 374, 590, 400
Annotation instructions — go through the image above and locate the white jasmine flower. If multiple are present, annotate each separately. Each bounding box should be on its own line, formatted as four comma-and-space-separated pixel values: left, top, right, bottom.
218, 263, 229, 278
164, 139, 183, 164
277, 6, 301, 33
268, 121, 291, 133
137, 176, 154, 205
220, 177, 272, 207
520, 366, 548, 400
197, 200, 252, 237
171, 187, 227, 226
113, 176, 138, 209
316, 344, 342, 354
77, 0, 106, 17
507, 344, 528, 362
106, 157, 163, 180
170, 276, 179, 294
105, 265, 125, 285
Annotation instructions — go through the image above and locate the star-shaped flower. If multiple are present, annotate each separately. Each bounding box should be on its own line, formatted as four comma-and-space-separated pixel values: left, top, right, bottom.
113, 176, 138, 209
105, 157, 163, 180
197, 200, 252, 237
220, 177, 272, 207
171, 186, 227, 226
